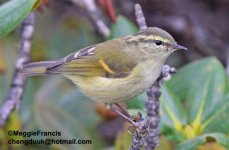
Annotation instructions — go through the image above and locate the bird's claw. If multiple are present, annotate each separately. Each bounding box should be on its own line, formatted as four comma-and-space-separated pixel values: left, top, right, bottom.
128, 122, 148, 137
127, 112, 148, 137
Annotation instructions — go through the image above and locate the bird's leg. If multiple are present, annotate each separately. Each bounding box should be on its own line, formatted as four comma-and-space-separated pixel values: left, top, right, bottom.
106, 104, 137, 127
114, 103, 142, 123
114, 103, 130, 118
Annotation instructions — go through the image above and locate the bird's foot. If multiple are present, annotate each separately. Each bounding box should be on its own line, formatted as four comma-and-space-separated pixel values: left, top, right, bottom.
107, 103, 137, 126
106, 103, 147, 136
127, 112, 147, 137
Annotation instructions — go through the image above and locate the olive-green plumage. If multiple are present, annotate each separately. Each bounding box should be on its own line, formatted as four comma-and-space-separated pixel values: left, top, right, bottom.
22, 27, 187, 103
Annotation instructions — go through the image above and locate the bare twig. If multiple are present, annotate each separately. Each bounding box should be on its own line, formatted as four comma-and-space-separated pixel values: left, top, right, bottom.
0, 13, 35, 127
135, 4, 147, 31
144, 81, 160, 150
68, 0, 110, 37
129, 118, 147, 150
145, 66, 176, 150
129, 4, 176, 150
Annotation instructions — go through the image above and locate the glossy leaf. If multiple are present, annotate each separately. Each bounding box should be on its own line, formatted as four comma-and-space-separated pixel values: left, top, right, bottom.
203, 94, 229, 134
197, 142, 226, 150
47, 17, 100, 59
175, 133, 229, 150
35, 101, 91, 150
108, 15, 138, 39
164, 57, 228, 131
160, 85, 188, 132
34, 77, 102, 149
0, 0, 37, 37
127, 93, 147, 110
57, 90, 101, 129
159, 57, 229, 149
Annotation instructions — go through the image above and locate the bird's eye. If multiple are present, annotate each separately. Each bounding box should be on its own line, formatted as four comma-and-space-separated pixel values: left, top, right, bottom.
155, 40, 162, 46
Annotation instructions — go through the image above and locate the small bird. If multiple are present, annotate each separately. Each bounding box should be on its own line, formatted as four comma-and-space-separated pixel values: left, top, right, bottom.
22, 27, 186, 123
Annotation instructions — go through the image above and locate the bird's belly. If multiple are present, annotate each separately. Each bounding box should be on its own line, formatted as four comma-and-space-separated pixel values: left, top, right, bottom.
74, 77, 149, 103
65, 60, 163, 103
66, 71, 160, 103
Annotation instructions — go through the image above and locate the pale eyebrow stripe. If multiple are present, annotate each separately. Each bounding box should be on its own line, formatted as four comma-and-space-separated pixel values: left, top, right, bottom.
126, 35, 170, 43
138, 35, 170, 43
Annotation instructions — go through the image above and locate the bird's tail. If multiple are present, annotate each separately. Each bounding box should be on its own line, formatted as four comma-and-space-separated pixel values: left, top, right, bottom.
21, 61, 57, 76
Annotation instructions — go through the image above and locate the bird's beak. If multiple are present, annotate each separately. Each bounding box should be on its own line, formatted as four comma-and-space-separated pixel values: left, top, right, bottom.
172, 43, 187, 51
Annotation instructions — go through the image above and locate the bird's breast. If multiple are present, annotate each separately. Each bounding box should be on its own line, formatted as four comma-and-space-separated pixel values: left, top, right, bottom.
66, 60, 163, 103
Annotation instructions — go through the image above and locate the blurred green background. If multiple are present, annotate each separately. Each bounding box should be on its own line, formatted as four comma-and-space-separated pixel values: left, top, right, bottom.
0, 0, 229, 150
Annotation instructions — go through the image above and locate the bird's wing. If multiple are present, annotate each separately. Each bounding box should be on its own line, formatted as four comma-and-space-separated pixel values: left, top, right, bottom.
47, 39, 138, 78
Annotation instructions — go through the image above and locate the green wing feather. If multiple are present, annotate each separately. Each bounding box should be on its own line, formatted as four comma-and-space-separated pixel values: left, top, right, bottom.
47, 38, 138, 78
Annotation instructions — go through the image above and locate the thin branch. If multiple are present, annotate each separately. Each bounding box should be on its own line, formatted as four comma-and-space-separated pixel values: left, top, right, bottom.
135, 4, 147, 31
144, 81, 160, 150
129, 4, 176, 150
145, 66, 176, 150
130, 118, 147, 150
0, 13, 35, 127
68, 0, 110, 37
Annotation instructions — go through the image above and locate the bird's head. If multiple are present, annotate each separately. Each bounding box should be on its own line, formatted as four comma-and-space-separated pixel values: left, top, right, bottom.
125, 27, 187, 60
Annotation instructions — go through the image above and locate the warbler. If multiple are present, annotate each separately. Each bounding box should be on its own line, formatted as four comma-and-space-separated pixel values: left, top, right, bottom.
22, 27, 186, 105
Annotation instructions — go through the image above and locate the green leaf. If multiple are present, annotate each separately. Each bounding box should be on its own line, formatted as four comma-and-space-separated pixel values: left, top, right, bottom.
160, 85, 188, 132
47, 16, 101, 59
164, 57, 227, 128
0, 0, 37, 37
108, 15, 138, 39
127, 93, 147, 110
35, 101, 92, 150
175, 133, 229, 150
57, 90, 101, 129
203, 94, 229, 134
34, 77, 102, 149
